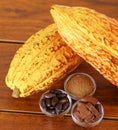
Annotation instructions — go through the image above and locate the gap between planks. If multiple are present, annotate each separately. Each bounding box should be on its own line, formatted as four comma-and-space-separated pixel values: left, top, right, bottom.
0, 109, 118, 121
0, 39, 24, 44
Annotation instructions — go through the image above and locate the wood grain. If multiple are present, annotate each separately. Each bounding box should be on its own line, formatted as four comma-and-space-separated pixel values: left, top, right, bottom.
0, 0, 118, 41
0, 112, 118, 130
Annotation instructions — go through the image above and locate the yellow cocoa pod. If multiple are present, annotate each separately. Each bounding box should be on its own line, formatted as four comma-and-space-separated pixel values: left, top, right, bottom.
5, 24, 82, 97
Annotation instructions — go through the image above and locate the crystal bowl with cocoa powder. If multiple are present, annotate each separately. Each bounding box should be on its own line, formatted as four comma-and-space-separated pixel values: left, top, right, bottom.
64, 73, 96, 100
71, 96, 104, 127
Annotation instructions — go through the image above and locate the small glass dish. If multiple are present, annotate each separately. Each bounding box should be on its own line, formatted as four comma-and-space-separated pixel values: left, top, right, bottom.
64, 72, 96, 100
39, 89, 72, 117
71, 96, 104, 127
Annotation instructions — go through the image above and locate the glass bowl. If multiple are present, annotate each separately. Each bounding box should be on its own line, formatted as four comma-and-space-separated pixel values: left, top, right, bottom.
71, 96, 104, 127
39, 89, 72, 117
64, 72, 96, 100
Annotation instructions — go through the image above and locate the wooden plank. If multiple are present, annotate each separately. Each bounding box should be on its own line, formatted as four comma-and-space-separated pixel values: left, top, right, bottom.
0, 43, 118, 118
0, 112, 118, 130
0, 0, 118, 41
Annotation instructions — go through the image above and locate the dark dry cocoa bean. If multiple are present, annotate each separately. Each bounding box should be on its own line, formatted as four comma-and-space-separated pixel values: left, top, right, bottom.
45, 98, 52, 107
44, 93, 56, 98
52, 96, 59, 106
59, 97, 68, 104
57, 93, 67, 99
47, 109, 56, 114
49, 106, 55, 110
62, 102, 69, 111
55, 103, 63, 114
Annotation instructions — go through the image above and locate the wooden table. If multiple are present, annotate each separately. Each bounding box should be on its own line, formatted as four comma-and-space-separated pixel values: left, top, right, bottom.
0, 0, 118, 129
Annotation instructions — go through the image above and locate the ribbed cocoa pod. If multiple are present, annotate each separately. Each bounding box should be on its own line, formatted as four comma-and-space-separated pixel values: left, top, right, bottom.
5, 24, 82, 97
51, 5, 118, 87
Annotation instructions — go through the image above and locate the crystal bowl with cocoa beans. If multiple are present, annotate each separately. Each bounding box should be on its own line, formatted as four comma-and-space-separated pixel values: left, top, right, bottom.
39, 89, 72, 117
